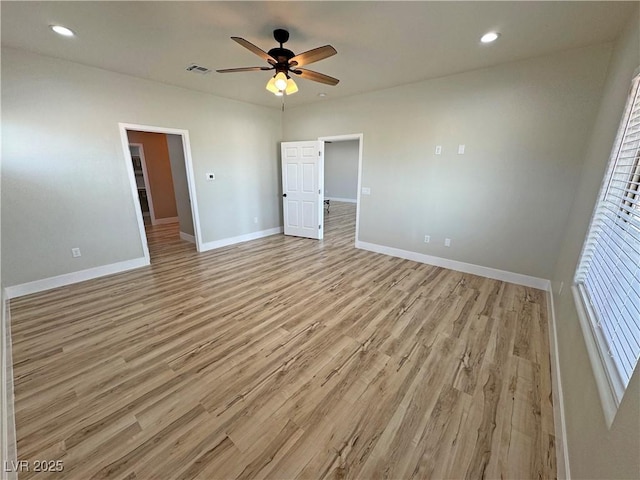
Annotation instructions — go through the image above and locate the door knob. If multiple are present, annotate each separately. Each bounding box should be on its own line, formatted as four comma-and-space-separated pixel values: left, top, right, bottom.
282, 193, 287, 197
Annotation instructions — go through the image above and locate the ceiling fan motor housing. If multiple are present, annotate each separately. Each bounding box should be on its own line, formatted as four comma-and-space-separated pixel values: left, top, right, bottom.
268, 47, 295, 70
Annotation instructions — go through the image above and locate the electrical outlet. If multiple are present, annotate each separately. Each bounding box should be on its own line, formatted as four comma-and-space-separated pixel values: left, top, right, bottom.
444, 238, 451, 247
424, 235, 430, 243
361, 187, 371, 195
71, 247, 81, 258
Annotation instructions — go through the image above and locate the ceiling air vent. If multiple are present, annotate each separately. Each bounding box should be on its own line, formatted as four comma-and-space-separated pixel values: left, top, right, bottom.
186, 64, 211, 74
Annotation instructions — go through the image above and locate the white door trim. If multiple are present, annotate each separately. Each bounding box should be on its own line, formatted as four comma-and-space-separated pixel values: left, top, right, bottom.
118, 123, 203, 256
318, 133, 363, 246
129, 142, 158, 225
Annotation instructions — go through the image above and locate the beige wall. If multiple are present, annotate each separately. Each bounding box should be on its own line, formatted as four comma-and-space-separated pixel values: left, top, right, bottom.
551, 11, 640, 480
1, 47, 282, 287
127, 131, 178, 220
284, 44, 612, 280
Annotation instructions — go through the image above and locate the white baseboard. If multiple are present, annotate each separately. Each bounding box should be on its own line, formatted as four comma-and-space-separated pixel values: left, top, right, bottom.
355, 240, 551, 290
5, 257, 149, 299
152, 216, 179, 226
546, 289, 571, 479
1, 290, 17, 480
201, 227, 283, 252
325, 197, 357, 204
180, 232, 196, 244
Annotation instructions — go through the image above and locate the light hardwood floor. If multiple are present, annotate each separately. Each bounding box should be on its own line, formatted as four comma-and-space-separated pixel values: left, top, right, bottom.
9, 202, 556, 479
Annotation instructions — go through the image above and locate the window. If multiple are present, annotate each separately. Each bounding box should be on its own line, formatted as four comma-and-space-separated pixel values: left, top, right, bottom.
574, 71, 640, 419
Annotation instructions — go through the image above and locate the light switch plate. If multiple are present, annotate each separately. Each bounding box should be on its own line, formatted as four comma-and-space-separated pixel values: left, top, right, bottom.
435, 146, 442, 155
457, 144, 465, 154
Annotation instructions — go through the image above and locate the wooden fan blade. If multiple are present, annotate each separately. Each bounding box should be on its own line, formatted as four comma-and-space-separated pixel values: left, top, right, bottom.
294, 68, 340, 86
289, 45, 337, 67
231, 37, 276, 63
216, 67, 273, 73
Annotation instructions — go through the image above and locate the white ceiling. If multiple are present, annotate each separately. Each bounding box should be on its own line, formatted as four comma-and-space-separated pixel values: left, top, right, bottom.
1, 1, 636, 108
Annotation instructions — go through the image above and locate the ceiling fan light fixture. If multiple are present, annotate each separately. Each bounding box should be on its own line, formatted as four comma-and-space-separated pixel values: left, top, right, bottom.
266, 77, 280, 94
274, 72, 288, 91
285, 78, 298, 95
275, 91, 284, 97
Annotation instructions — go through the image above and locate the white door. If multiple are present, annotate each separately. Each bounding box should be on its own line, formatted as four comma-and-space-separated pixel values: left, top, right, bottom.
281, 141, 324, 239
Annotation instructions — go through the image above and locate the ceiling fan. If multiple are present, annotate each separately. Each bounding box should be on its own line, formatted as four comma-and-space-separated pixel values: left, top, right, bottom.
216, 29, 339, 96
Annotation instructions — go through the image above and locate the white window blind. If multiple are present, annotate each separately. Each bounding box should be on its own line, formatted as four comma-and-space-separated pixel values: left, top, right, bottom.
575, 72, 640, 400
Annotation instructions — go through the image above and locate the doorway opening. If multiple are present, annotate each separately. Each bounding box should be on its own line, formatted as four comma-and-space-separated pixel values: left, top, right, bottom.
319, 134, 363, 246
119, 123, 202, 263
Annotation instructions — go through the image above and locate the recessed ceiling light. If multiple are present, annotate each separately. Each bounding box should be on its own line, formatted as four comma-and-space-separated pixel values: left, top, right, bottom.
318, 93, 327, 98
50, 25, 75, 37
480, 31, 500, 44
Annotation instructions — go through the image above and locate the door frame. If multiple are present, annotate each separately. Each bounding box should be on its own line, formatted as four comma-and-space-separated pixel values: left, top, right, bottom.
318, 133, 363, 245
129, 142, 158, 225
119, 123, 203, 261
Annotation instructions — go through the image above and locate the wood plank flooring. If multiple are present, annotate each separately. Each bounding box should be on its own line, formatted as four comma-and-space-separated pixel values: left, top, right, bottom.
8, 202, 556, 479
